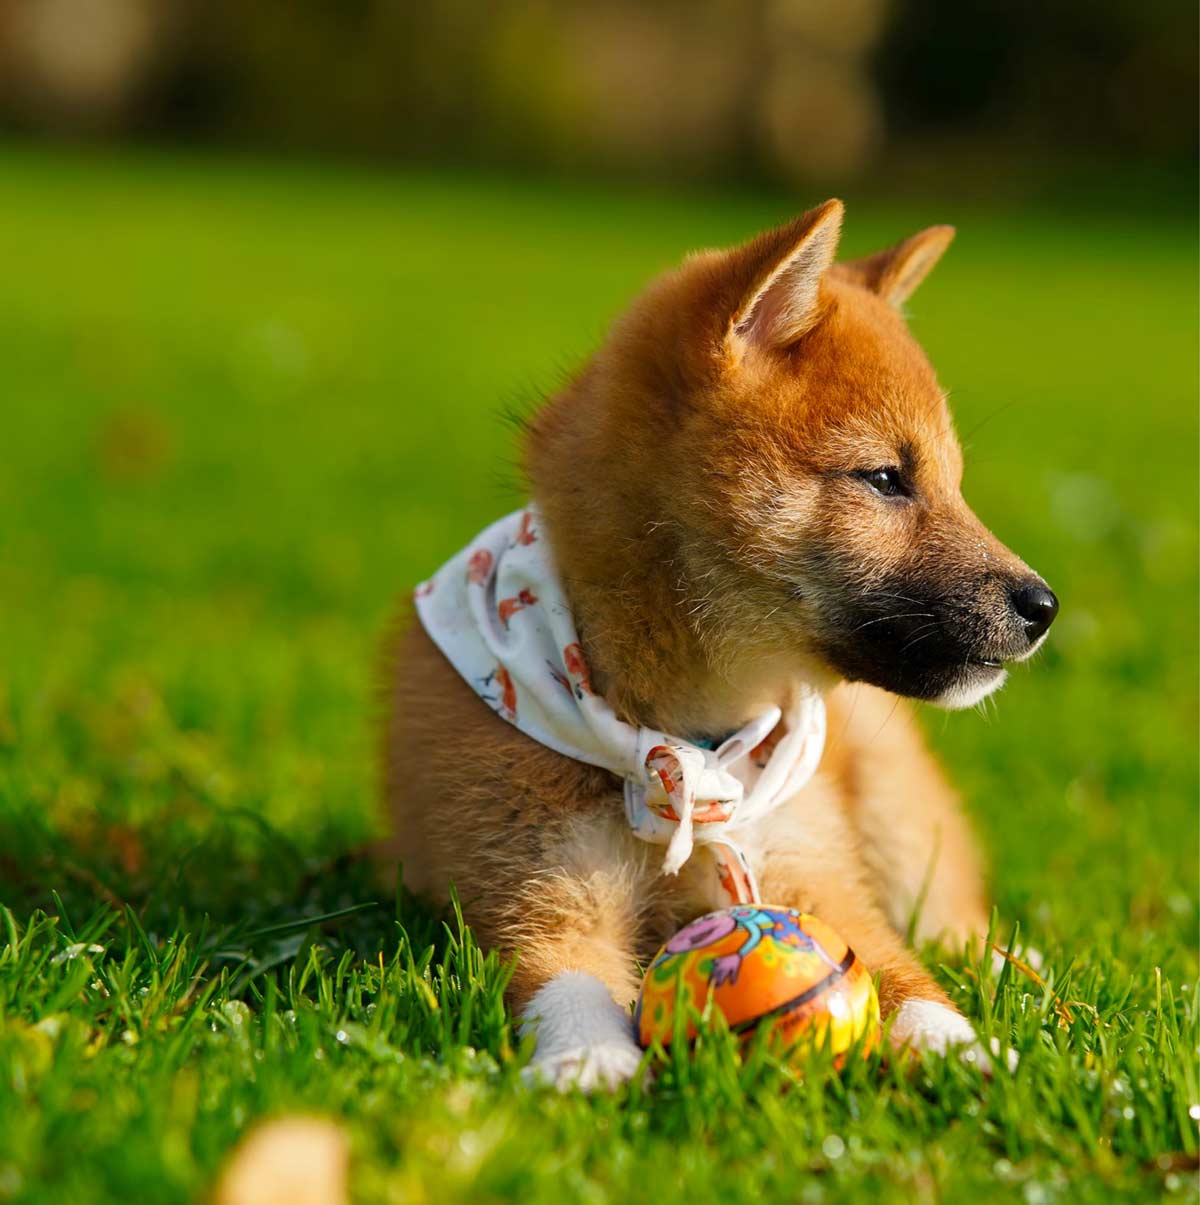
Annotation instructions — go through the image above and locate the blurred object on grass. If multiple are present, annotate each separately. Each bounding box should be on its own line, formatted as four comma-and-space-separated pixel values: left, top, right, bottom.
95, 405, 174, 483
212, 1116, 348, 1205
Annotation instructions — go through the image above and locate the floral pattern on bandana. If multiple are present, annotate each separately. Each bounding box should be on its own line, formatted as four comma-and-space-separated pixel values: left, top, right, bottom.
414, 505, 827, 908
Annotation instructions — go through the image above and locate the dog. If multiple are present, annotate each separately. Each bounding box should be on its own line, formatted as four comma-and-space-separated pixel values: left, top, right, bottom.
379, 200, 1058, 1090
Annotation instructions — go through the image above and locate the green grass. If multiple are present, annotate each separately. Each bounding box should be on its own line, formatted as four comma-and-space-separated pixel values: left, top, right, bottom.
0, 145, 1196, 1203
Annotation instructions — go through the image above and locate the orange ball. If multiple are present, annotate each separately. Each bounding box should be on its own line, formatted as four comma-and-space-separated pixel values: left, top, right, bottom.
636, 905, 879, 1064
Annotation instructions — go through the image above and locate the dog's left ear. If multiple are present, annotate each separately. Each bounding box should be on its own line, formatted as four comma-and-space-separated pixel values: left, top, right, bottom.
837, 225, 955, 307
725, 199, 844, 357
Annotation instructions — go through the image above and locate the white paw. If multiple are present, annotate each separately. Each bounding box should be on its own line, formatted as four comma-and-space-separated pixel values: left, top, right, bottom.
891, 998, 1017, 1075
891, 997, 977, 1054
520, 971, 644, 1094
523, 1038, 644, 1092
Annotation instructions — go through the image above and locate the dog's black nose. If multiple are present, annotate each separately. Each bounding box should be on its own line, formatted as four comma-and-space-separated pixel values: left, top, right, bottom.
1010, 581, 1058, 641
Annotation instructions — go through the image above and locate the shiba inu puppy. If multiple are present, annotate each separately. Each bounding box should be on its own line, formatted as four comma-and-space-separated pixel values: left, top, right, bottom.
379, 200, 1058, 1089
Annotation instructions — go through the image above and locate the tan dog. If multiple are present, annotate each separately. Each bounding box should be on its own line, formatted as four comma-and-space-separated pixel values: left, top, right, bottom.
379, 201, 1058, 1089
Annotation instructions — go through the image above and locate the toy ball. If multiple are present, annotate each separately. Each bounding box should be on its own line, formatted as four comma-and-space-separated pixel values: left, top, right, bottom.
636, 905, 880, 1064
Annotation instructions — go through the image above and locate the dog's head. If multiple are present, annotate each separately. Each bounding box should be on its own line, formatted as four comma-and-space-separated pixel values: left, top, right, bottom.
534, 201, 1057, 712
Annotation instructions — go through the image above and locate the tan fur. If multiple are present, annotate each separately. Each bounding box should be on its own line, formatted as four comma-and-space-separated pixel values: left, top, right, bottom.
378, 201, 1049, 1025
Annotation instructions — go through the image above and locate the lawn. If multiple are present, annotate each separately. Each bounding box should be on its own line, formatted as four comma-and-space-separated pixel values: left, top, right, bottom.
0, 145, 1196, 1203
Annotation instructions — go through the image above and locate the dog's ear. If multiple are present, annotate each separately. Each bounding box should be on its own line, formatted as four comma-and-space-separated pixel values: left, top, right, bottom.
837, 225, 955, 308
724, 200, 843, 357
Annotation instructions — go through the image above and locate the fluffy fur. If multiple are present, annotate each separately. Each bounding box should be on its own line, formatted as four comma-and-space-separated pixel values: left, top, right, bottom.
378, 200, 1057, 1087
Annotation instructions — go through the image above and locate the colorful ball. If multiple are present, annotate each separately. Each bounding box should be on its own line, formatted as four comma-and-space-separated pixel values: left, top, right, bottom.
635, 905, 880, 1064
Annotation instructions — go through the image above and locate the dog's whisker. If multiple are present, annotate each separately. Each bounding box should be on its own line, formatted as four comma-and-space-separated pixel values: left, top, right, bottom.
870, 591, 929, 607
851, 611, 936, 633
897, 623, 941, 655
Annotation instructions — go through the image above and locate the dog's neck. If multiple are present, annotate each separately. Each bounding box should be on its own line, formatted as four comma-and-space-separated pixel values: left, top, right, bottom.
531, 485, 817, 739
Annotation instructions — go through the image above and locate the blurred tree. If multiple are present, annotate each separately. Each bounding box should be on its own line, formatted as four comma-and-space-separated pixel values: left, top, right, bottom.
877, 0, 1197, 157
0, 0, 1193, 186
0, 0, 175, 130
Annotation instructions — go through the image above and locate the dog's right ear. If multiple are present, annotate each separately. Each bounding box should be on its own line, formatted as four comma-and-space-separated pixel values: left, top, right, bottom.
724, 200, 844, 360
836, 225, 955, 308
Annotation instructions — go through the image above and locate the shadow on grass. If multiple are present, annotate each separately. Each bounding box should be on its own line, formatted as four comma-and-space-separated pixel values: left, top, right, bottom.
0, 795, 453, 1000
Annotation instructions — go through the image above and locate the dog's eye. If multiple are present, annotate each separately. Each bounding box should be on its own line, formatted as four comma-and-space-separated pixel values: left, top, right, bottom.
857, 467, 908, 498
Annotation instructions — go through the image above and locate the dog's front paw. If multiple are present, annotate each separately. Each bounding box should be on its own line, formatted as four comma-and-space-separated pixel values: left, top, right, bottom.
520, 971, 644, 1093
891, 998, 1017, 1075
523, 1037, 644, 1092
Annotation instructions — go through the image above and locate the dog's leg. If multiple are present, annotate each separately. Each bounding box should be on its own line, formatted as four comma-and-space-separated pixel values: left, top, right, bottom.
825, 685, 1042, 979
755, 811, 1006, 1071
504, 817, 654, 1092
854, 758, 991, 952
801, 889, 1006, 1070
824, 684, 991, 949
519, 971, 643, 1092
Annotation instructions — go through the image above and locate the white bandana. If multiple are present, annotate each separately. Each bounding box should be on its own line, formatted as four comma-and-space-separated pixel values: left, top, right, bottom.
414, 506, 826, 907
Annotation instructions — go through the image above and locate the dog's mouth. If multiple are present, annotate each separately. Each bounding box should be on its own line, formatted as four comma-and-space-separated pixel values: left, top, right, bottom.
814, 604, 1024, 709
934, 659, 1009, 709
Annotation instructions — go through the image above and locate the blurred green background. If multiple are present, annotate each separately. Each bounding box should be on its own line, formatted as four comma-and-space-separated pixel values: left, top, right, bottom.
0, 4, 1196, 1200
